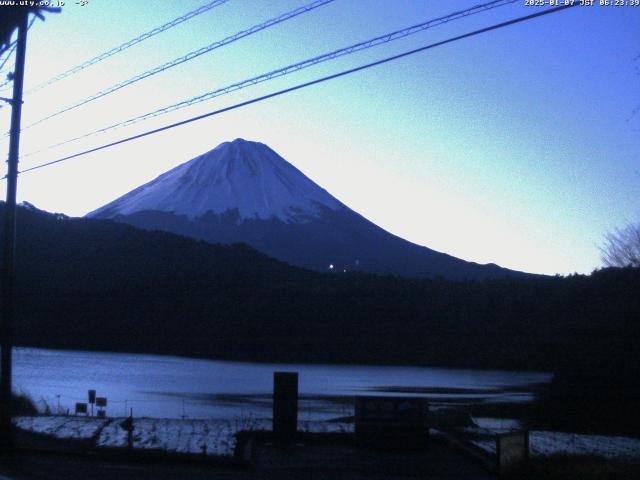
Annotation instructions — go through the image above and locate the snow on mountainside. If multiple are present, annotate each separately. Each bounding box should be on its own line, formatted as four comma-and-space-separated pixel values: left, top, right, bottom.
88, 138, 342, 222
88, 138, 527, 279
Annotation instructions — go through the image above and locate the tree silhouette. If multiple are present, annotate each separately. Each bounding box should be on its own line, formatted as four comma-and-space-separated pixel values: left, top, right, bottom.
601, 222, 640, 268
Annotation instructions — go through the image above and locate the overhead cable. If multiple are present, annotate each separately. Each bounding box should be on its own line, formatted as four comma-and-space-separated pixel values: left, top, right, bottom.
0, 46, 17, 91
18, 0, 335, 132
0, 16, 37, 102
14, 4, 578, 177
23, 0, 516, 154
23, 0, 231, 95
0, 42, 17, 73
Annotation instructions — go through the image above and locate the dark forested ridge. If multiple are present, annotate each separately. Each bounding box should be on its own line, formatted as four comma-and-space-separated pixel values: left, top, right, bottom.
2, 203, 639, 374
4, 203, 640, 434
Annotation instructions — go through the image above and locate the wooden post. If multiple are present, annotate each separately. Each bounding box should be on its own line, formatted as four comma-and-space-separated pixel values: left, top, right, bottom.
127, 409, 133, 450
120, 408, 134, 449
273, 372, 298, 442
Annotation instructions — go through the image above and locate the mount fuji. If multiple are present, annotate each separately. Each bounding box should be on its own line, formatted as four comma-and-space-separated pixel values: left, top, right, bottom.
88, 138, 524, 279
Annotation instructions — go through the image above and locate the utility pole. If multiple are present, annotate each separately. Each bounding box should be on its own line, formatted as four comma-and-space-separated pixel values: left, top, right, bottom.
0, 11, 29, 451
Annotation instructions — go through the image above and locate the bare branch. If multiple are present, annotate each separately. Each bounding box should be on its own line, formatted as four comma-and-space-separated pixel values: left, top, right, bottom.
601, 222, 640, 268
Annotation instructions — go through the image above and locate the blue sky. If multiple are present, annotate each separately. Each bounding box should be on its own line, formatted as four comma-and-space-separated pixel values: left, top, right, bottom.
0, 0, 638, 275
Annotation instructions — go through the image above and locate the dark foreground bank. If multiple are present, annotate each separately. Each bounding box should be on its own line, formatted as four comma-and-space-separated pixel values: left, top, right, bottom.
0, 433, 495, 480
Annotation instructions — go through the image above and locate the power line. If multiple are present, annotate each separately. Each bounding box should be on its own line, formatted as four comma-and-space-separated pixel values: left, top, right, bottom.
0, 40, 17, 60
18, 0, 335, 133
0, 16, 36, 93
22, 0, 516, 156
0, 47, 17, 91
22, 0, 230, 95
0, 42, 17, 73
0, 79, 12, 92
15, 4, 578, 177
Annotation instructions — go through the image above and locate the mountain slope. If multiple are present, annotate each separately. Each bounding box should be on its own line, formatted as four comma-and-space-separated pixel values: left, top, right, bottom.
6, 203, 640, 436
5, 202, 639, 371
89, 139, 342, 222
88, 138, 525, 280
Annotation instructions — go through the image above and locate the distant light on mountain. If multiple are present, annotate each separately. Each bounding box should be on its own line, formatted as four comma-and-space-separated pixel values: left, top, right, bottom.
88, 138, 528, 280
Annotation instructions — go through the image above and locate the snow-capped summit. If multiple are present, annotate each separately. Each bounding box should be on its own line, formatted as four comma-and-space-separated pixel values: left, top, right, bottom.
88, 138, 341, 222
88, 138, 526, 280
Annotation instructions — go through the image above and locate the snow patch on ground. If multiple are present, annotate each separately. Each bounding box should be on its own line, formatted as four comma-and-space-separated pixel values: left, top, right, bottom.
470, 431, 640, 460
97, 418, 254, 456
17, 415, 639, 460
472, 417, 522, 431
15, 416, 353, 457
13, 416, 107, 439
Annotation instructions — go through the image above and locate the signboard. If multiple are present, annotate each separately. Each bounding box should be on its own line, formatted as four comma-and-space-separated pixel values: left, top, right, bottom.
75, 402, 88, 415
497, 430, 529, 474
88, 389, 96, 404
355, 396, 428, 448
95, 397, 107, 407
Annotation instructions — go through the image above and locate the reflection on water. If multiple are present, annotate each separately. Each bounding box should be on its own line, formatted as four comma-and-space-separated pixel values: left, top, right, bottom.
14, 347, 551, 419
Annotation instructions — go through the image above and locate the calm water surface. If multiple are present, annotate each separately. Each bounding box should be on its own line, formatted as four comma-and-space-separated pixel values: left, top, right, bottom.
14, 347, 551, 420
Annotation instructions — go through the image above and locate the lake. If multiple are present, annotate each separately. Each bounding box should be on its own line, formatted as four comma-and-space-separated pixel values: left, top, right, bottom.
13, 347, 551, 420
